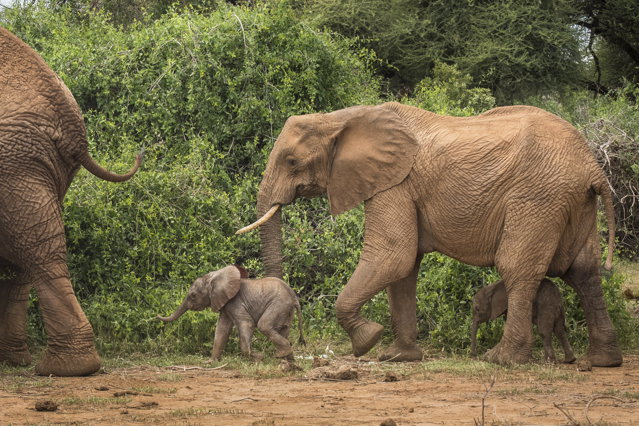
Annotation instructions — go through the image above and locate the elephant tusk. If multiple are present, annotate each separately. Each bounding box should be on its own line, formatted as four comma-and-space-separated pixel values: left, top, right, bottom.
236, 204, 280, 235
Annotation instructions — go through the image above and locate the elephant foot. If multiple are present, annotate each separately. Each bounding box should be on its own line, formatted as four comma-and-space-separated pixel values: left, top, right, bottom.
584, 346, 622, 367
483, 341, 532, 365
0, 345, 32, 367
378, 341, 423, 362
35, 346, 101, 376
275, 347, 294, 360
563, 352, 576, 364
350, 322, 384, 357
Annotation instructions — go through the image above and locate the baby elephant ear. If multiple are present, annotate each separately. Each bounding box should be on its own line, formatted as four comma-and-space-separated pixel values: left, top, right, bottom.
209, 266, 242, 312
489, 281, 508, 320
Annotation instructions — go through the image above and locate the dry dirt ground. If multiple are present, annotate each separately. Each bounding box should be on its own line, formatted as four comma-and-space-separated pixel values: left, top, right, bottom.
2, 353, 639, 425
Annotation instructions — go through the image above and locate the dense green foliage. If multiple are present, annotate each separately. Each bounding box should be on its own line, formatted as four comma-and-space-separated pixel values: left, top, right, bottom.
1, 1, 637, 359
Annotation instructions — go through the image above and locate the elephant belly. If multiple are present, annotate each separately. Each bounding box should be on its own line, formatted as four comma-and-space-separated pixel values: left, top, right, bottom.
416, 205, 502, 267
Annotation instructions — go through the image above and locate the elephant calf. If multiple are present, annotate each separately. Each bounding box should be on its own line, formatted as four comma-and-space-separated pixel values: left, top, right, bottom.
471, 279, 575, 363
157, 265, 305, 360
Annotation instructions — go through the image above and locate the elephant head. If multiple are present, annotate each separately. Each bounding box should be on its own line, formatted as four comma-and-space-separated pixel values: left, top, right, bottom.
470, 281, 508, 356
157, 265, 246, 322
237, 104, 419, 277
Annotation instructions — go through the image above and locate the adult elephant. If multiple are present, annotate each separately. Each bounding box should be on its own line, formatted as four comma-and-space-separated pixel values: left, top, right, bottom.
238, 101, 622, 367
0, 28, 142, 375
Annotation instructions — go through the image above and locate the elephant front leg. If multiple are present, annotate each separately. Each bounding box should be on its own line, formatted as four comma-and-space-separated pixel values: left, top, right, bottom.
335, 192, 418, 358
0, 275, 32, 366
379, 259, 424, 362
211, 313, 233, 360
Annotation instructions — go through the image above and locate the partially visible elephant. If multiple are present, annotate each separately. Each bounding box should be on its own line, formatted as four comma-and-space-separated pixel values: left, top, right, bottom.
0, 27, 142, 376
471, 279, 576, 363
157, 265, 305, 360
238, 102, 621, 366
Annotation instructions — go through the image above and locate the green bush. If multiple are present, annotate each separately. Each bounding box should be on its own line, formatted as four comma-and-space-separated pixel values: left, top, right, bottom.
3, 1, 380, 355
3, 2, 637, 358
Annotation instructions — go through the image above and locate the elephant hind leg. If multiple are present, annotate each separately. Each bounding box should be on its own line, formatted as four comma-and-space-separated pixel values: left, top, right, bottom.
0, 268, 32, 366
554, 319, 576, 363
257, 309, 294, 360
535, 316, 557, 362
561, 231, 621, 367
0, 184, 100, 376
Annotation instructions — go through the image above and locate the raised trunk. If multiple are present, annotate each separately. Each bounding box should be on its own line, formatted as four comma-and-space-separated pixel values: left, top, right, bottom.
257, 188, 283, 279
157, 298, 189, 322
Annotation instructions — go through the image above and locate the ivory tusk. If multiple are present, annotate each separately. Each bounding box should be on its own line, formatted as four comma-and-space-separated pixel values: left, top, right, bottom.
235, 204, 280, 235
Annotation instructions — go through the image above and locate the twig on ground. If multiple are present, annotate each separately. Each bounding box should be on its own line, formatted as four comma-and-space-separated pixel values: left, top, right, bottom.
553, 402, 579, 425
584, 395, 631, 425
474, 376, 496, 426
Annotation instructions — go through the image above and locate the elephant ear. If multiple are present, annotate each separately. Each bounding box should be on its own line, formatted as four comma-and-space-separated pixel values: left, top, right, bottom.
489, 281, 508, 320
209, 266, 242, 312
327, 104, 419, 215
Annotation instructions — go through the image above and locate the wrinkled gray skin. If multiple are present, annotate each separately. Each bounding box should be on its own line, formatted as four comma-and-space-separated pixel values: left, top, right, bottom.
0, 28, 142, 376
471, 279, 576, 363
157, 265, 305, 360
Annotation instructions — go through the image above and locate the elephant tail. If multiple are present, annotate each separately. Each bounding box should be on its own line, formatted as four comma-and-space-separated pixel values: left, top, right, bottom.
79, 149, 144, 182
593, 177, 616, 271
295, 299, 306, 346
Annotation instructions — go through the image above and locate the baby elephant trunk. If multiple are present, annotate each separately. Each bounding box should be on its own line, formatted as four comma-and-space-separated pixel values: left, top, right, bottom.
157, 299, 189, 322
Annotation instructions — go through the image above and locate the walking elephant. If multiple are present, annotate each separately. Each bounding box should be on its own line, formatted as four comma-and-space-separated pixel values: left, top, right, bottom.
237, 101, 621, 366
0, 27, 142, 375
157, 265, 305, 360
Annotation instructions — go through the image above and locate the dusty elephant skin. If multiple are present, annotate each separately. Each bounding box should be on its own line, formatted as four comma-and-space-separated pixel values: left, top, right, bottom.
239, 102, 621, 367
0, 28, 142, 376
471, 278, 576, 363
157, 265, 305, 360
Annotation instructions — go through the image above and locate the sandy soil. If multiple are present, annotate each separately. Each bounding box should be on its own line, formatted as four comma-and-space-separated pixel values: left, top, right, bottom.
2, 354, 639, 425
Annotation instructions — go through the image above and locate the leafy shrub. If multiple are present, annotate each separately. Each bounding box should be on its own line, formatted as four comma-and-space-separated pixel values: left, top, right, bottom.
2, 1, 380, 354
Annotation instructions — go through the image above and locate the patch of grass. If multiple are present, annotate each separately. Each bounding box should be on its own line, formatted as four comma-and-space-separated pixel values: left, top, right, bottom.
157, 373, 184, 382
0, 374, 54, 393
495, 386, 557, 396
170, 407, 248, 417
132, 386, 177, 394
61, 396, 131, 406
602, 388, 639, 399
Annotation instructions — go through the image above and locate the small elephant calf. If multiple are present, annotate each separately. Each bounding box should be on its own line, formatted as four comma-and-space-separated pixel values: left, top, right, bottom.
157, 265, 305, 360
471, 278, 575, 363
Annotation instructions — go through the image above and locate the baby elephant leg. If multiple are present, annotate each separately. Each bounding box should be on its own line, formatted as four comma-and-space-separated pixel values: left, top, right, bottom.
257, 308, 294, 360
554, 320, 576, 363
236, 319, 257, 359
536, 316, 558, 362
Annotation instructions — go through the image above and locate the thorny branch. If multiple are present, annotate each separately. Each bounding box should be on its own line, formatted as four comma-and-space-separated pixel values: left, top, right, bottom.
474, 376, 496, 426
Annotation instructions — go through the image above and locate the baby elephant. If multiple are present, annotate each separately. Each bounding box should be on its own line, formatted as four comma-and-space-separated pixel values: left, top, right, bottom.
157, 265, 305, 360
471, 278, 575, 363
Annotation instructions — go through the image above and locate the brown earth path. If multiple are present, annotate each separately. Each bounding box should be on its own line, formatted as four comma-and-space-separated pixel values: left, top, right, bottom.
1, 354, 639, 425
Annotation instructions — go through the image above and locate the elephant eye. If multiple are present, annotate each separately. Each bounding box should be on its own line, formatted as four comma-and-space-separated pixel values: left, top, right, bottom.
286, 157, 298, 168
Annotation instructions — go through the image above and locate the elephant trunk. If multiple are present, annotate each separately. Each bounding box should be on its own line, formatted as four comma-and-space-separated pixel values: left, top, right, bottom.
257, 186, 283, 279
157, 298, 189, 322
470, 320, 478, 357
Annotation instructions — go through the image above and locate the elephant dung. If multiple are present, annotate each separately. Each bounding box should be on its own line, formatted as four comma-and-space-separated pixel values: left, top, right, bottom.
35, 400, 58, 412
